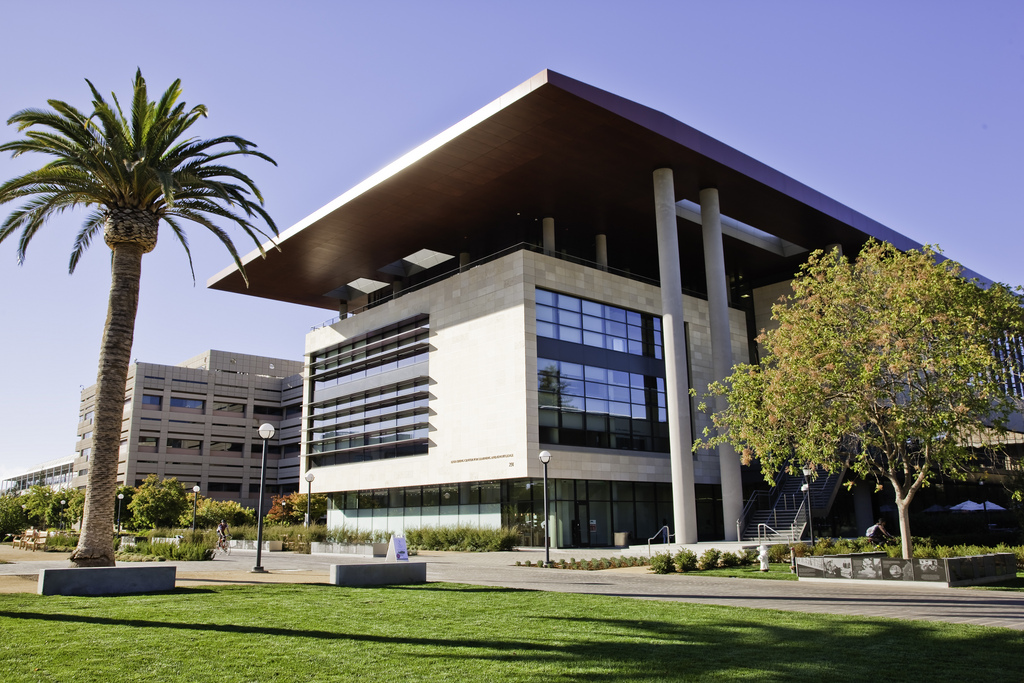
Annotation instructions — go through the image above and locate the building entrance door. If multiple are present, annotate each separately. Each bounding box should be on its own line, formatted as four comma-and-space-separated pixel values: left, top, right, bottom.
574, 503, 589, 546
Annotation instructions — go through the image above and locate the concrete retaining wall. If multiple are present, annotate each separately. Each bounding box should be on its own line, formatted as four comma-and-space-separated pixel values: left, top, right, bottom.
329, 562, 426, 586
229, 539, 284, 552
38, 565, 176, 596
312, 542, 388, 557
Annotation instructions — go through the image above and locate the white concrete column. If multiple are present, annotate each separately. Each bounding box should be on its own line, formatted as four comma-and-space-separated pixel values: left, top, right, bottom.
595, 234, 608, 270
653, 168, 698, 544
700, 187, 743, 540
392, 280, 403, 295
543, 217, 555, 255
338, 301, 349, 317
459, 252, 471, 271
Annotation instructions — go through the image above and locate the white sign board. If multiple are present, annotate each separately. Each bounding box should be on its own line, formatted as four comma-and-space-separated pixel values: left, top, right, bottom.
386, 535, 409, 562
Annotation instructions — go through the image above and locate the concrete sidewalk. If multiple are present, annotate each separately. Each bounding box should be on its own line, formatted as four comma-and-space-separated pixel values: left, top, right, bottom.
2, 543, 1022, 630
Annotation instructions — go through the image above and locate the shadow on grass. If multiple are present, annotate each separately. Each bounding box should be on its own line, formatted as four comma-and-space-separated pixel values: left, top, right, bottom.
3, 584, 1023, 680
0, 609, 550, 654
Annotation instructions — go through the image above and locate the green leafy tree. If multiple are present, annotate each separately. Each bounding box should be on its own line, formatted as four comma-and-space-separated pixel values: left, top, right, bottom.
114, 484, 136, 531
0, 71, 277, 566
45, 488, 85, 529
128, 475, 188, 529
0, 494, 29, 539
264, 492, 328, 525
21, 485, 55, 528
698, 241, 1024, 559
184, 496, 256, 529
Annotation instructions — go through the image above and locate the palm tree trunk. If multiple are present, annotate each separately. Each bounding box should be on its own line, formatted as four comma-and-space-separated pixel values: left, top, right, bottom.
69, 242, 145, 567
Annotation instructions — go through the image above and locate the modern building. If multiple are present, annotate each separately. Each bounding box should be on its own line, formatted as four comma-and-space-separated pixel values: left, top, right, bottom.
207, 70, 1002, 546
69, 350, 304, 507
1, 455, 75, 495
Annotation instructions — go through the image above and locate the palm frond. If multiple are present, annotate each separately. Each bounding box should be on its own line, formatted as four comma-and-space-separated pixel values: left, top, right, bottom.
69, 211, 105, 273
1, 70, 277, 279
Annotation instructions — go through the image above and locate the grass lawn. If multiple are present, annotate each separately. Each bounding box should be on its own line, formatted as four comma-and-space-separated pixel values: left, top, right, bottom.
2, 583, 1023, 682
679, 562, 798, 580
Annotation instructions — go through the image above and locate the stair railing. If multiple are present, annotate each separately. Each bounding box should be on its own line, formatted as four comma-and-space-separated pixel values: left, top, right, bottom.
647, 526, 674, 558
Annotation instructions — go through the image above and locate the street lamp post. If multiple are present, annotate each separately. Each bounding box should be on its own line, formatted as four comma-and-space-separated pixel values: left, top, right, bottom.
305, 472, 315, 527
192, 485, 201, 532
116, 493, 124, 533
538, 450, 552, 567
253, 423, 275, 573
801, 467, 815, 545
60, 499, 66, 531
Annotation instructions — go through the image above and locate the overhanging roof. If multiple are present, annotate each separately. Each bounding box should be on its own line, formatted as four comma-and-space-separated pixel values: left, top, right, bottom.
208, 69, 951, 311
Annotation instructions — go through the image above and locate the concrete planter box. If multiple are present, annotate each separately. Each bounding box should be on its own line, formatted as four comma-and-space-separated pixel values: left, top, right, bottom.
39, 565, 176, 596
329, 562, 426, 586
311, 542, 388, 557
796, 552, 1017, 587
151, 537, 181, 545
229, 539, 284, 552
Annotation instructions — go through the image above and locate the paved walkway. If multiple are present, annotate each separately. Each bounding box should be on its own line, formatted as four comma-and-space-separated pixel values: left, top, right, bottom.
2, 544, 1022, 630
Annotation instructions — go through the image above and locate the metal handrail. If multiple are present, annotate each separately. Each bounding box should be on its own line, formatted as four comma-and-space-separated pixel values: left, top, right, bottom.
757, 499, 808, 544
757, 523, 785, 545
647, 525, 673, 557
737, 469, 786, 541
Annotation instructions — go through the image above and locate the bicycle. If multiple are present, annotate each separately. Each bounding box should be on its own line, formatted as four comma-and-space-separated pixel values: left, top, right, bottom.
214, 534, 231, 556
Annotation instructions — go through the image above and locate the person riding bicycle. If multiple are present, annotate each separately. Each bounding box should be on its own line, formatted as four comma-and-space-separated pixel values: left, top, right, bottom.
866, 518, 893, 545
216, 519, 229, 545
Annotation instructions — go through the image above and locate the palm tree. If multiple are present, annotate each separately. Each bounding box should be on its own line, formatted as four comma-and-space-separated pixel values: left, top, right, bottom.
0, 70, 278, 567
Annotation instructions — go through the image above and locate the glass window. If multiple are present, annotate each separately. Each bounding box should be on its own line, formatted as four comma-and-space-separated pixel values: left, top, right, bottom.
441, 484, 458, 506
479, 481, 501, 504
537, 321, 556, 338
166, 438, 201, 452
142, 395, 162, 407
612, 481, 634, 501
536, 305, 556, 323
556, 294, 581, 311
170, 397, 205, 410
404, 487, 422, 507
558, 327, 582, 344
422, 486, 440, 507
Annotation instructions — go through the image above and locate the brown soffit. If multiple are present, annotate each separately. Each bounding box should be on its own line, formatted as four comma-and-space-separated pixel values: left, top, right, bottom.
207, 69, 960, 311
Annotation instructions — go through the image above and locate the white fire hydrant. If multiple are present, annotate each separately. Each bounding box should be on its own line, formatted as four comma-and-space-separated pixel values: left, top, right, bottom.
758, 544, 770, 572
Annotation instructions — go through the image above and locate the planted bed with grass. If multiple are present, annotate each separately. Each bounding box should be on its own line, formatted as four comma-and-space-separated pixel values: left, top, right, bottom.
1, 583, 1021, 682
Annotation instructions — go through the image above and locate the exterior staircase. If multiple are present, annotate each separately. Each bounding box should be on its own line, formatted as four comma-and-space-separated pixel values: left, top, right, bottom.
737, 466, 845, 543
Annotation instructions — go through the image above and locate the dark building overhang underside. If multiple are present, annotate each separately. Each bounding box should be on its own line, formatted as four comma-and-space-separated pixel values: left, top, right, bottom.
208, 69, 963, 311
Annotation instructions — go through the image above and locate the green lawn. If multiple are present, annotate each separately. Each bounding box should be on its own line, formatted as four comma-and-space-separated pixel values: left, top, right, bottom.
678, 562, 798, 580
2, 583, 1023, 682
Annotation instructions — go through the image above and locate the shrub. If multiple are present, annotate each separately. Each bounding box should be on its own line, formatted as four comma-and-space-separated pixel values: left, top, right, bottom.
650, 552, 676, 574
697, 548, 722, 570
404, 525, 517, 551
673, 549, 698, 572
766, 544, 790, 563
44, 532, 79, 550
718, 550, 741, 568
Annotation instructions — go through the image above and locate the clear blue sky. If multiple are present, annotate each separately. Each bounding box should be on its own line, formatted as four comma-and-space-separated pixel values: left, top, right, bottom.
1, 1, 1022, 480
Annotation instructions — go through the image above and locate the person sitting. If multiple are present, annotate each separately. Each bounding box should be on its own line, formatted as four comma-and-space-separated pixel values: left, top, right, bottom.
865, 518, 894, 545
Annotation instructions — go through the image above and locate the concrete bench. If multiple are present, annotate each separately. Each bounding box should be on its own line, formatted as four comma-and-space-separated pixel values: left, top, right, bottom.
38, 565, 176, 596
329, 563, 426, 587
